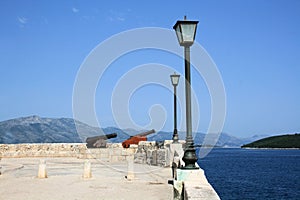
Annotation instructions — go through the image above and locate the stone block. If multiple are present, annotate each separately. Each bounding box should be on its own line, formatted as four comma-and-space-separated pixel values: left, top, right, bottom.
163, 140, 173, 146
138, 141, 156, 151
157, 149, 168, 167
126, 156, 135, 181
83, 160, 92, 179
126, 155, 134, 161
167, 143, 184, 167
151, 150, 157, 165
129, 144, 138, 149
118, 156, 126, 161
107, 143, 123, 148
113, 148, 122, 156
146, 150, 153, 165
175, 168, 220, 200
97, 148, 109, 154
137, 141, 149, 146
38, 159, 47, 178
176, 168, 204, 182
173, 180, 184, 200
134, 151, 146, 164
110, 155, 119, 162
100, 153, 109, 159
121, 149, 128, 156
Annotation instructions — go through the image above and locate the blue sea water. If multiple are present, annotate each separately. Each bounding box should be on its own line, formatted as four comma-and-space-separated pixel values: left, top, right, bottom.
197, 148, 300, 200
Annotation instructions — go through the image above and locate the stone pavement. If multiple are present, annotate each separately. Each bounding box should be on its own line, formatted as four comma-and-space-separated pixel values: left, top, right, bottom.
0, 158, 173, 200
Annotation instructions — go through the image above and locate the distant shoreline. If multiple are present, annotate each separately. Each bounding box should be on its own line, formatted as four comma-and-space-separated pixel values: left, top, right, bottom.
241, 134, 300, 149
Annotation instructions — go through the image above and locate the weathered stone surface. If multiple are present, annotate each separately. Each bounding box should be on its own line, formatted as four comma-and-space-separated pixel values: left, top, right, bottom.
38, 159, 47, 178
113, 148, 122, 155
134, 149, 146, 164
0, 143, 87, 158
133, 140, 185, 167
138, 141, 156, 151
173, 180, 184, 200
176, 168, 220, 200
163, 140, 173, 146
126, 156, 135, 181
157, 149, 167, 167
146, 149, 154, 165
0, 143, 137, 163
184, 182, 220, 200
82, 160, 92, 179
151, 150, 157, 165
167, 143, 184, 167
107, 143, 123, 148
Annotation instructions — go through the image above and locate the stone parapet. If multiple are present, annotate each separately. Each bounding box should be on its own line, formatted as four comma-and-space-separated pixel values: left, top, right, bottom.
172, 157, 220, 200
0, 143, 87, 158
84, 145, 137, 162
134, 140, 174, 167
134, 140, 186, 168
177, 168, 220, 200
0, 143, 137, 162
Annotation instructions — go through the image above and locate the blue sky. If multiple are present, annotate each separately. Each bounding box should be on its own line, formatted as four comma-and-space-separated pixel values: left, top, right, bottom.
0, 0, 300, 138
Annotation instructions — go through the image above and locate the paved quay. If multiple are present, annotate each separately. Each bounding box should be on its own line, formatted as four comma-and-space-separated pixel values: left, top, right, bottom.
0, 158, 173, 200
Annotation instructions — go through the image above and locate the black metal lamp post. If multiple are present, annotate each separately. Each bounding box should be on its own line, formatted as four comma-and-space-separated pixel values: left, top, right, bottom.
173, 16, 199, 169
170, 72, 180, 143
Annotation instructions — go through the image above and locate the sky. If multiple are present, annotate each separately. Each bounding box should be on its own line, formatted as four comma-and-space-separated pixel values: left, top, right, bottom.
0, 0, 300, 138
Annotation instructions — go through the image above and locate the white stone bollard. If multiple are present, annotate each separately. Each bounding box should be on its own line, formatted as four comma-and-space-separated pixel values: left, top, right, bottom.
38, 159, 47, 178
83, 160, 92, 179
126, 156, 134, 181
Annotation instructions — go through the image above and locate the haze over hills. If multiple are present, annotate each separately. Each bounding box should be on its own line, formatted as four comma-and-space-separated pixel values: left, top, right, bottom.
148, 131, 268, 147
0, 115, 269, 147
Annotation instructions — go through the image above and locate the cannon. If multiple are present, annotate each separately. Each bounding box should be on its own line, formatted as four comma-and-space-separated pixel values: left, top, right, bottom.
122, 129, 155, 148
86, 133, 117, 148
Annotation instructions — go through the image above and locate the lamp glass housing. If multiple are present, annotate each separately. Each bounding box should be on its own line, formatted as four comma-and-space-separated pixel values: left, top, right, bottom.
170, 74, 180, 87
173, 20, 198, 46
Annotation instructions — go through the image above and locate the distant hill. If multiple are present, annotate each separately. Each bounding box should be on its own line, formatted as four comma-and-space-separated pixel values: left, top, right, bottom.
0, 115, 133, 144
0, 115, 266, 147
241, 134, 300, 148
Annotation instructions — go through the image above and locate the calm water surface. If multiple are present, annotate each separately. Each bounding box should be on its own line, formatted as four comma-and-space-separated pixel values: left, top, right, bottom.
197, 148, 300, 200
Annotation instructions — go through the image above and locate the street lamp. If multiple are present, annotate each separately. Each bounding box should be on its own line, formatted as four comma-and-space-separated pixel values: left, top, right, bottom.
173, 16, 199, 169
170, 72, 180, 143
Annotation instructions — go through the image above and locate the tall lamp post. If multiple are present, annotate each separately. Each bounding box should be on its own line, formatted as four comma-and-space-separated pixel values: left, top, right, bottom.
173, 16, 199, 169
170, 72, 180, 143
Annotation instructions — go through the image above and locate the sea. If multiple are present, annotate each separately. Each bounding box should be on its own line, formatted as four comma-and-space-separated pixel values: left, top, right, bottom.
197, 148, 300, 200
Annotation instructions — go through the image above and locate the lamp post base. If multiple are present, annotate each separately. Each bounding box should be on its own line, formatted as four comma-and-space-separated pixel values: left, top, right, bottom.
172, 129, 179, 144
182, 138, 198, 169
182, 151, 199, 169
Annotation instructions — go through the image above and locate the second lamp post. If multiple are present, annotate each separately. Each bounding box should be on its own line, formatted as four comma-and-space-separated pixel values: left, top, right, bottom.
170, 72, 180, 143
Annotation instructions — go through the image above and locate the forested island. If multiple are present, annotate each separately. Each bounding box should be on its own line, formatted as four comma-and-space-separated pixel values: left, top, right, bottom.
241, 134, 300, 149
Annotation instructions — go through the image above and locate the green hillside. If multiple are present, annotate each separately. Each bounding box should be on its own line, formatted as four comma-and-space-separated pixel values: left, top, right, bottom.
241, 134, 300, 148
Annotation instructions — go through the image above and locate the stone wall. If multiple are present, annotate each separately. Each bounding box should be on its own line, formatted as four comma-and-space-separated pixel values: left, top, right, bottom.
134, 140, 185, 167
0, 143, 137, 162
0, 143, 87, 158
84, 143, 137, 162
134, 141, 168, 166
175, 167, 220, 200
